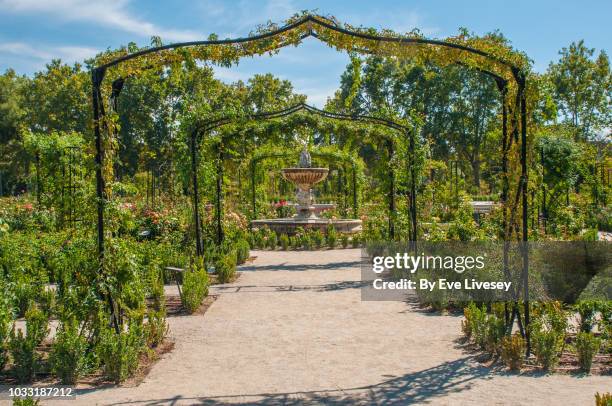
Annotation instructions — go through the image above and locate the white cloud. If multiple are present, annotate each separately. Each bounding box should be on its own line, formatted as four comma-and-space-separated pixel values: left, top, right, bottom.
0, 0, 201, 42
0, 41, 98, 63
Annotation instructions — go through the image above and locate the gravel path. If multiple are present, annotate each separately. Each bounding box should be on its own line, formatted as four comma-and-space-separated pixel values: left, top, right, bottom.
65, 249, 609, 405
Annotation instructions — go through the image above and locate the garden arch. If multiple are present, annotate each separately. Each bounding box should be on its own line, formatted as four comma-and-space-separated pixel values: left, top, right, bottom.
90, 13, 531, 352
192, 102, 413, 247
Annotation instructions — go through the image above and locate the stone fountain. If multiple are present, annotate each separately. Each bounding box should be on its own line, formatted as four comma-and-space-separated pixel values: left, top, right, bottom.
251, 148, 362, 235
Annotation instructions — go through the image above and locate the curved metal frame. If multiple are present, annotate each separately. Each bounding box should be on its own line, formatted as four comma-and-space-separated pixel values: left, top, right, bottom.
90, 13, 530, 353
193, 102, 412, 244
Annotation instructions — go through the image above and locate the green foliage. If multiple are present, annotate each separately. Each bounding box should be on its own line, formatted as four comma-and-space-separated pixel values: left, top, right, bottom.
340, 233, 349, 248
215, 251, 237, 284
547, 40, 611, 141
0, 281, 13, 370
351, 234, 361, 248
575, 332, 601, 373
595, 392, 612, 406
50, 318, 88, 384
97, 323, 145, 383
145, 309, 168, 349
9, 305, 49, 383
531, 303, 567, 370
500, 334, 526, 371
267, 232, 277, 250
574, 300, 608, 333
235, 239, 250, 264
279, 234, 289, 250
182, 257, 209, 313
301, 233, 312, 250
254, 229, 266, 249
485, 314, 506, 355
311, 230, 324, 249
326, 225, 337, 249
447, 194, 481, 241
12, 398, 40, 406
463, 303, 488, 348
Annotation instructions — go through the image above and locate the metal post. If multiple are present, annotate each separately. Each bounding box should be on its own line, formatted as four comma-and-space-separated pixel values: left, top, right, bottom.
352, 164, 358, 218
92, 68, 106, 261
497, 80, 512, 329
409, 131, 418, 242
190, 131, 203, 256
251, 161, 257, 220
518, 72, 530, 356
541, 147, 547, 234
387, 140, 395, 240
35, 152, 41, 206
216, 142, 224, 245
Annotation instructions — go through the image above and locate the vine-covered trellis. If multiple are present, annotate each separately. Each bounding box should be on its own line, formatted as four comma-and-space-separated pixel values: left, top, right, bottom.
90, 12, 532, 353
192, 102, 413, 246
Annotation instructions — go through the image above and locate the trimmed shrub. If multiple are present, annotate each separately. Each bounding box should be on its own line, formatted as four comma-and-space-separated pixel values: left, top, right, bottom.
50, 318, 88, 384
279, 234, 289, 251
181, 258, 209, 313
485, 314, 506, 355
500, 334, 526, 371
575, 332, 601, 373
595, 392, 612, 406
351, 234, 361, 248
235, 239, 250, 264
326, 225, 337, 249
311, 230, 324, 249
267, 233, 278, 250
464, 303, 487, 348
145, 309, 168, 349
340, 234, 349, 248
216, 251, 237, 284
531, 303, 567, 370
97, 323, 144, 383
301, 233, 312, 250
9, 305, 48, 383
461, 307, 473, 339
254, 230, 265, 249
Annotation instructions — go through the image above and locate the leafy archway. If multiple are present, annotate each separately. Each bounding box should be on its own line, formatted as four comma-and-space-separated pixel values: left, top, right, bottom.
190, 102, 414, 247
90, 12, 532, 352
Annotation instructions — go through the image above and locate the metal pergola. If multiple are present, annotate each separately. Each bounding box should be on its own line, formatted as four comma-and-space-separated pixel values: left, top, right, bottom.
191, 102, 413, 247
90, 13, 531, 353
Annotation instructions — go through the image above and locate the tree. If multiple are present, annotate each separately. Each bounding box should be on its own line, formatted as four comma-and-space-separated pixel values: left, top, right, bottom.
547, 41, 611, 141
0, 70, 27, 194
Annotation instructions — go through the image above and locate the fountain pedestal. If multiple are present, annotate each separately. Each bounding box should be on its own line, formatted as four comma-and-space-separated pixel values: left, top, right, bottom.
250, 149, 362, 235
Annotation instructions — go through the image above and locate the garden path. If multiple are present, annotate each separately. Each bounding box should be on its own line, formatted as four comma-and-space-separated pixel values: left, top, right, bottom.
71, 249, 610, 405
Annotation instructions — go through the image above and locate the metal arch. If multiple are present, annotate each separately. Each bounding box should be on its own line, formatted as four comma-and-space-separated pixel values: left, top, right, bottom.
95, 14, 519, 72
203, 105, 407, 243
91, 12, 531, 351
196, 102, 409, 136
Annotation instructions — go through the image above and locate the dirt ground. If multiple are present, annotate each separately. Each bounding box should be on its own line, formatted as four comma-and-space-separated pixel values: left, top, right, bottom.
23, 249, 611, 405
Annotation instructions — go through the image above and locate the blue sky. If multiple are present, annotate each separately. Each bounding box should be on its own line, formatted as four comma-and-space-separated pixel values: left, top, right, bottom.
1, 0, 610, 106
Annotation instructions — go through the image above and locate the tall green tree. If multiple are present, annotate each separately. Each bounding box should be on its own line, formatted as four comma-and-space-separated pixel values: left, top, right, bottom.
547, 40, 611, 141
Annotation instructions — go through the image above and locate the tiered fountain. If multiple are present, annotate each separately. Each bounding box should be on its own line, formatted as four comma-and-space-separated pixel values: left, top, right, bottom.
251, 148, 362, 235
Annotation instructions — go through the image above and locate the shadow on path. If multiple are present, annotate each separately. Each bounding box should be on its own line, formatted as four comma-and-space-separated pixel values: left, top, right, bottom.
239, 261, 361, 272
101, 356, 491, 405
213, 280, 369, 294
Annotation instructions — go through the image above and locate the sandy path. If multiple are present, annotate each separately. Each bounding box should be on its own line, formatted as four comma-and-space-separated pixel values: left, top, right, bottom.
57, 249, 610, 405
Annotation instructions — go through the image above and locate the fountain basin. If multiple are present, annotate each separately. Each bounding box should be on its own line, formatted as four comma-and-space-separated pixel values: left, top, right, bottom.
281, 168, 328, 190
